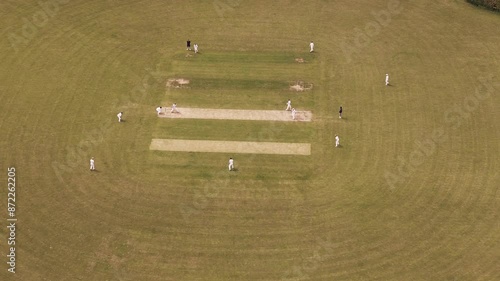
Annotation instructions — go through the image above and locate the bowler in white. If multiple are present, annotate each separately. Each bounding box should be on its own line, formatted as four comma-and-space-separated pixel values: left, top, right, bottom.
171, 103, 178, 113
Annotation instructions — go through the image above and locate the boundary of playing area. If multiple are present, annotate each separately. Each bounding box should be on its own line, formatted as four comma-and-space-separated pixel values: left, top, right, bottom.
158, 107, 312, 122
150, 139, 311, 155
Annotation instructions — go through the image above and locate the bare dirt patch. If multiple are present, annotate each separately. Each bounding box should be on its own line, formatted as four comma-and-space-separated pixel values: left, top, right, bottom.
166, 78, 190, 88
150, 139, 311, 155
295, 58, 305, 63
290, 80, 313, 91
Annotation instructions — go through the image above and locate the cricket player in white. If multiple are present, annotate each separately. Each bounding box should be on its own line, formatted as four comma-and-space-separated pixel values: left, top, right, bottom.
309, 41, 314, 52
228, 158, 234, 171
171, 103, 178, 113
286, 99, 292, 111
90, 157, 95, 171
385, 74, 389, 86
194, 44, 198, 53
291, 108, 296, 120
117, 112, 123, 122
156, 106, 162, 116
335, 135, 340, 147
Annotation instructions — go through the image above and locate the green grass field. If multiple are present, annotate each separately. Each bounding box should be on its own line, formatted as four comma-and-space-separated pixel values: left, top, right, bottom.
1, 0, 499, 280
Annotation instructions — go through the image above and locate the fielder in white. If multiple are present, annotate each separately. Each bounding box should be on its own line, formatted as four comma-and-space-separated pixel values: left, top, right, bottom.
309, 41, 314, 52
171, 103, 178, 113
156, 106, 162, 116
90, 157, 95, 171
385, 73, 389, 86
286, 99, 292, 111
194, 44, 198, 53
228, 158, 234, 171
335, 135, 340, 147
291, 108, 296, 120
117, 112, 123, 122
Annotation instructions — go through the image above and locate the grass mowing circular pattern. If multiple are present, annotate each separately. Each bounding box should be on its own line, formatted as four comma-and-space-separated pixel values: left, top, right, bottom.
0, 0, 499, 280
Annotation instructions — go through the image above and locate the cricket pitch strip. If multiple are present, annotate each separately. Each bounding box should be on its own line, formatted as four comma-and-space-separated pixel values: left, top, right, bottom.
150, 139, 311, 155
158, 108, 312, 122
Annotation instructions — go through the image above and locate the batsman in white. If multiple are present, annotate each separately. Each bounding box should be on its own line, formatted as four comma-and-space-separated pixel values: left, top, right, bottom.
291, 108, 296, 120
90, 157, 95, 171
156, 106, 162, 116
286, 99, 292, 111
